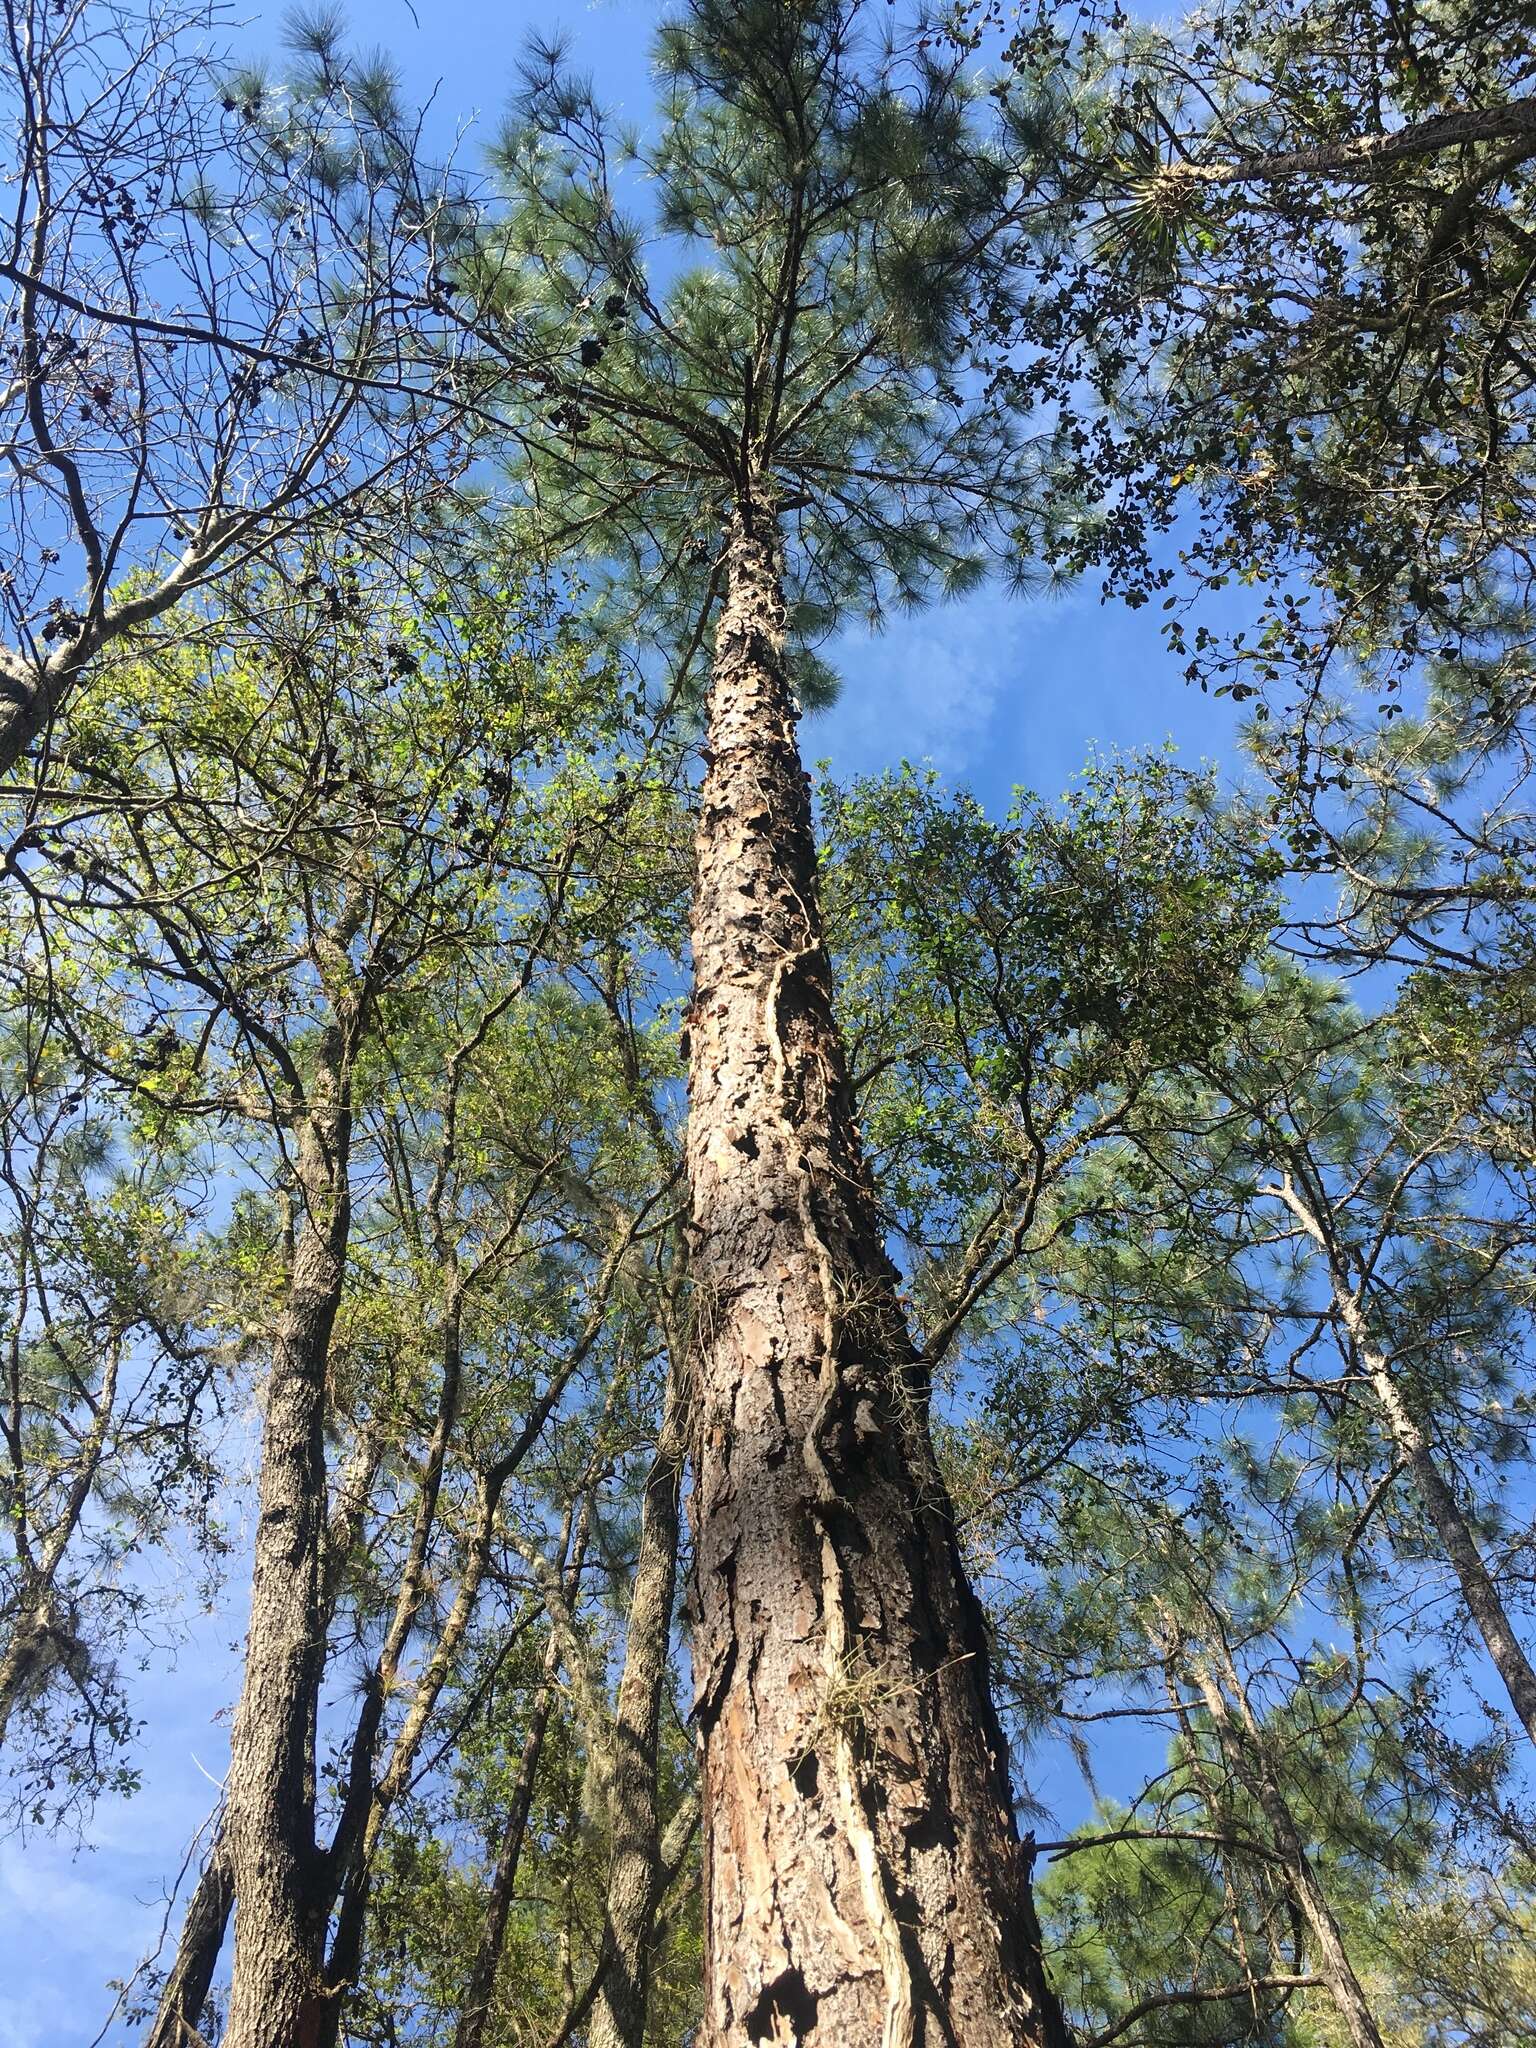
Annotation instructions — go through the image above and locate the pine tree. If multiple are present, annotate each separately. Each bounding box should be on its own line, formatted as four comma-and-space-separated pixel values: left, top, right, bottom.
476, 5, 1073, 2037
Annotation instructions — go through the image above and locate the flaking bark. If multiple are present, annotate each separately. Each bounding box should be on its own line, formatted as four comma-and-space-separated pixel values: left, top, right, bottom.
684, 501, 1069, 2048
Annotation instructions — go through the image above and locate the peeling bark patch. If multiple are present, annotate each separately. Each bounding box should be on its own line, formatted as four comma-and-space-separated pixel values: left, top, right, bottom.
902, 1805, 958, 1857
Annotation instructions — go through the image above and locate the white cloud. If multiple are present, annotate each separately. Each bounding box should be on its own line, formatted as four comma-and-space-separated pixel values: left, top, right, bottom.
818, 593, 1028, 780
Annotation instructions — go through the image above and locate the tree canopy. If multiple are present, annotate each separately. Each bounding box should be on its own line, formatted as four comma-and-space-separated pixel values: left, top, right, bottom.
4, 2, 1536, 2045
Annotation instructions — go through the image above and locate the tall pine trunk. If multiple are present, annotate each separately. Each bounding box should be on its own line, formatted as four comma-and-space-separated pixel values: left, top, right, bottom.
684, 500, 1068, 2048
222, 1039, 353, 2048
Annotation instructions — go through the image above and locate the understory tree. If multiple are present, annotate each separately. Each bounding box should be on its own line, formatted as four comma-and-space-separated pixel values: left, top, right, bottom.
2, 555, 690, 2048
0, 0, 481, 775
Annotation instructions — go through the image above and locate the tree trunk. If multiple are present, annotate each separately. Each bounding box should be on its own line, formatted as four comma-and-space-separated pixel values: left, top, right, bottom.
144, 1838, 235, 2048
590, 1370, 687, 2048
1187, 1652, 1385, 2048
221, 1049, 353, 2048
0, 658, 56, 782
1343, 1307, 1536, 1746
1275, 1178, 1536, 1747
453, 1674, 558, 2048
319, 1475, 504, 2045
455, 1500, 595, 2048
314, 1295, 468, 2045
684, 499, 1069, 2048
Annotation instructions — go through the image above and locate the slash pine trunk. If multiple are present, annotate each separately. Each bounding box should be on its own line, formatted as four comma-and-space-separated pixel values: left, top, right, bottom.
684, 500, 1070, 2048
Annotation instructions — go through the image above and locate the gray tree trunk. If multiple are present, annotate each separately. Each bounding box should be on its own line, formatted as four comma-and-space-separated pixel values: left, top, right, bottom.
455, 1499, 596, 2048
221, 1039, 354, 2048
1276, 1178, 1536, 1746
1188, 1652, 1385, 2048
143, 1838, 234, 2048
1343, 1304, 1536, 1746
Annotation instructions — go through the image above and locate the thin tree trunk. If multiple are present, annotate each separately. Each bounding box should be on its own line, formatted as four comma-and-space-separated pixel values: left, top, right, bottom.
684, 498, 1069, 2048
316, 1245, 644, 2045
0, 1336, 120, 1747
314, 1292, 468, 2043
453, 1669, 559, 2048
222, 1043, 353, 2048
1275, 1177, 1536, 1746
1363, 1334, 1536, 1741
1351, 1340, 1536, 1750
144, 1838, 235, 2048
323, 1294, 636, 2041
590, 1368, 687, 2048
455, 1503, 595, 2048
320, 1465, 501, 2037
1186, 1651, 1385, 2048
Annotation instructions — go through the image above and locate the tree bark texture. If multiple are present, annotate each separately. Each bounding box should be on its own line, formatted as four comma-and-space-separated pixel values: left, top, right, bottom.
144, 1837, 235, 2048
1181, 93, 1536, 189
221, 1049, 353, 2048
0, 660, 53, 782
684, 502, 1070, 2048
590, 1371, 687, 2048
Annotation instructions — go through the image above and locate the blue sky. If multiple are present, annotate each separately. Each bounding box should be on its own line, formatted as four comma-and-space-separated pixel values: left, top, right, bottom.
0, 3, 1269, 2039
